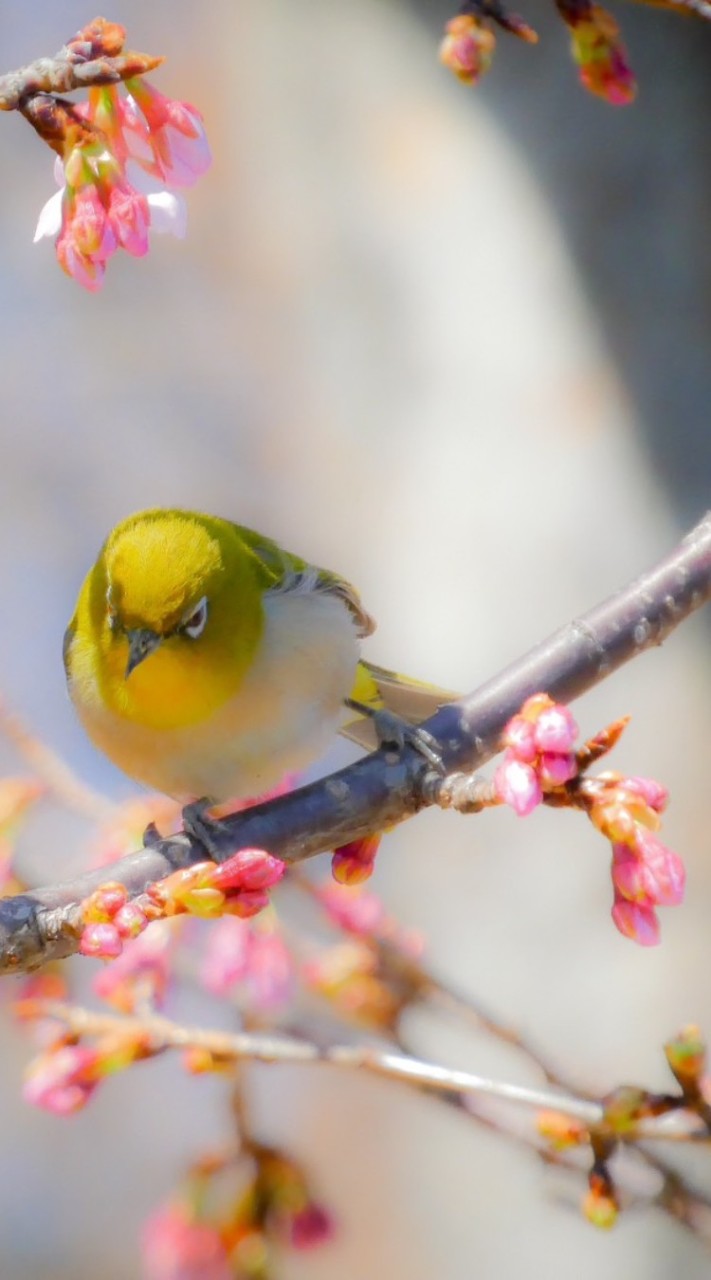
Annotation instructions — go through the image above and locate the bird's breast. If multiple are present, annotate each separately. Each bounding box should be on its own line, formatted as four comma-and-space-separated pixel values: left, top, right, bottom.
69, 588, 360, 802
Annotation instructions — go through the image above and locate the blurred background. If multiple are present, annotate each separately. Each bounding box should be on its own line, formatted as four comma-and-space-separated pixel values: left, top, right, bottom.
0, 0, 710, 1275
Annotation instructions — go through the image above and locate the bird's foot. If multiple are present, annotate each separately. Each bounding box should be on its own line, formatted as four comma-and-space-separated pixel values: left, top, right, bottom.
344, 698, 445, 773
181, 798, 229, 860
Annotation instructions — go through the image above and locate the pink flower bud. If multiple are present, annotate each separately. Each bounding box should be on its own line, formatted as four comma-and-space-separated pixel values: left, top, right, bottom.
611, 842, 651, 903
611, 897, 660, 947
502, 715, 537, 763
225, 889, 271, 919
439, 14, 496, 85
107, 183, 150, 256
633, 829, 686, 907
494, 754, 542, 816
114, 901, 149, 939
141, 1206, 231, 1280
289, 1203, 335, 1250
56, 228, 106, 291
79, 922, 124, 958
126, 80, 212, 187
538, 752, 578, 787
533, 706, 578, 754
212, 847, 285, 893
319, 885, 385, 936
624, 777, 669, 814
23, 1045, 100, 1115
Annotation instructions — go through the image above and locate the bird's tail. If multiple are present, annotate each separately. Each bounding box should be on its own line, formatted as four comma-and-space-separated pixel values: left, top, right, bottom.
341, 659, 457, 751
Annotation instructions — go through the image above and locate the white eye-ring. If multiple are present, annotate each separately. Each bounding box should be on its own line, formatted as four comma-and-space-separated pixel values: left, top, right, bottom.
182, 596, 208, 639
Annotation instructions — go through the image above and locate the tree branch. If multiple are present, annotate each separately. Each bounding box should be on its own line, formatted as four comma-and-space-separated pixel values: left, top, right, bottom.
1, 512, 709, 975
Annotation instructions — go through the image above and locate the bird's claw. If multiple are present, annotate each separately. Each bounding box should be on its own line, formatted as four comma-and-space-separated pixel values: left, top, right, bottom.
181, 799, 228, 859
372, 709, 445, 772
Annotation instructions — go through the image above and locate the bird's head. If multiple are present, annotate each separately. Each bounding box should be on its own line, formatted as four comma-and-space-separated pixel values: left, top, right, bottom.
87, 509, 265, 728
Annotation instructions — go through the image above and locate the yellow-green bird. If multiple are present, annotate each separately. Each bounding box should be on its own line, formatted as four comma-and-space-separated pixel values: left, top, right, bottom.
64, 508, 450, 806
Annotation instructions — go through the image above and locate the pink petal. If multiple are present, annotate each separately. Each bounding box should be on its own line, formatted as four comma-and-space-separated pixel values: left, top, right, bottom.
33, 189, 64, 242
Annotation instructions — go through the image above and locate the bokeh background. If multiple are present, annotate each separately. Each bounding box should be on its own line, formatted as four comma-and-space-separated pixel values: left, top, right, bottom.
0, 1, 710, 1276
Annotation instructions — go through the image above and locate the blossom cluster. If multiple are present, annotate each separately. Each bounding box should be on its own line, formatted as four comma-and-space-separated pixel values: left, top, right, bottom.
494, 694, 685, 945
561, 0, 636, 105
142, 1148, 333, 1280
79, 847, 286, 960
22, 1026, 149, 1116
439, 0, 636, 104
33, 19, 211, 289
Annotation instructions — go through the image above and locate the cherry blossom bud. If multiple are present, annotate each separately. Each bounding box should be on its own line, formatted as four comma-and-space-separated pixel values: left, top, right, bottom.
23, 1044, 100, 1115
538, 751, 578, 787
611, 897, 660, 947
439, 15, 496, 85
211, 848, 285, 893
493, 754, 542, 816
79, 922, 123, 958
533, 705, 578, 754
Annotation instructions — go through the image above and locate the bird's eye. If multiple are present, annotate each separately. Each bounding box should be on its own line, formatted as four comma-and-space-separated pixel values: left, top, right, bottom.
182, 596, 208, 639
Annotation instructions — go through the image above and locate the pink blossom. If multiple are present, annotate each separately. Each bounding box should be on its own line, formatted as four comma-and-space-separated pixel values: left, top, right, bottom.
107, 182, 150, 255
142, 1206, 231, 1280
201, 917, 294, 1011
319, 884, 385, 936
23, 1044, 100, 1115
33, 74, 208, 291
494, 754, 542, 816
611, 898, 660, 947
126, 79, 212, 187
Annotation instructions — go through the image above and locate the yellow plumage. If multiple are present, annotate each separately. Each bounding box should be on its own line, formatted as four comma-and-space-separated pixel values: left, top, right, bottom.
64, 508, 453, 802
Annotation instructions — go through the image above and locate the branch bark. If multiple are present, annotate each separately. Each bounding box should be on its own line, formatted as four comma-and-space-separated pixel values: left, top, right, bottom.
1, 512, 709, 975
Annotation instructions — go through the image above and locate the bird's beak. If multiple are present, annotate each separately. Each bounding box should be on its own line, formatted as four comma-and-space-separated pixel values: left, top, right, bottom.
125, 628, 162, 678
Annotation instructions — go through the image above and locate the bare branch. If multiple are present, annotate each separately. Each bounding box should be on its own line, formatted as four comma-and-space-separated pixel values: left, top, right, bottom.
1, 512, 709, 975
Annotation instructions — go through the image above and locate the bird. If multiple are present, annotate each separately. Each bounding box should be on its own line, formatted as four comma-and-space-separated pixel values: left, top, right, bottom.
64, 508, 452, 815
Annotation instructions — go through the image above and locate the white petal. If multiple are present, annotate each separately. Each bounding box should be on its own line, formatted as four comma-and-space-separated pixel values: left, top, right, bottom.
147, 191, 188, 239
53, 155, 65, 187
33, 188, 64, 243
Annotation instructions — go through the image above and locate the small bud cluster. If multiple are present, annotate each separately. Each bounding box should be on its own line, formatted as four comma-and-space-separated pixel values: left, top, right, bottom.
560, 0, 636, 105
585, 773, 684, 946
23, 1028, 149, 1115
302, 940, 404, 1031
200, 914, 295, 1012
78, 848, 285, 960
494, 695, 684, 946
494, 694, 579, 815
439, 15, 497, 85
142, 1147, 333, 1279
439, 0, 636, 105
33, 18, 211, 289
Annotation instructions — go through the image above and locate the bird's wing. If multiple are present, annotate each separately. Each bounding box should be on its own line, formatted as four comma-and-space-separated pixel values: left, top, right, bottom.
236, 523, 375, 638
341, 660, 457, 750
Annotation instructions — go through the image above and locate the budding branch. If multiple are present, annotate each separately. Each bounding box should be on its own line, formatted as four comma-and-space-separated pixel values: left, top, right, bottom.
0, 512, 709, 975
